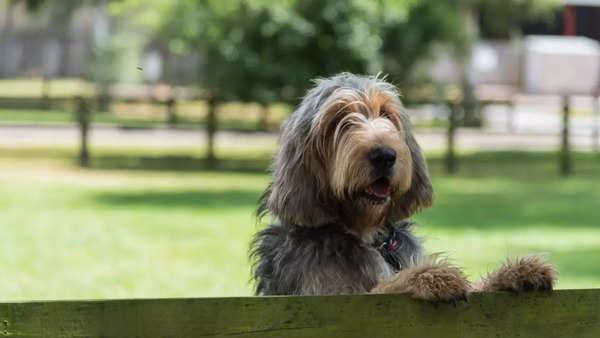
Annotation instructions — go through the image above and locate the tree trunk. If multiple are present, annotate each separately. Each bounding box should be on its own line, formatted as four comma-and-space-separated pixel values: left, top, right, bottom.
0, 2, 15, 77
506, 99, 516, 133
97, 86, 111, 113
206, 96, 218, 166
2, 2, 14, 32
41, 76, 51, 110
76, 96, 91, 168
458, 5, 481, 128
560, 96, 571, 176
57, 34, 71, 77
461, 79, 481, 127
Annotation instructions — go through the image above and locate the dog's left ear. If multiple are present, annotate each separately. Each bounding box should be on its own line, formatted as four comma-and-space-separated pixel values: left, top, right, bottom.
390, 114, 433, 220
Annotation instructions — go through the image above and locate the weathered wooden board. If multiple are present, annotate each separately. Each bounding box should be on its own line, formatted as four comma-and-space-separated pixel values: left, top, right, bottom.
0, 290, 599, 337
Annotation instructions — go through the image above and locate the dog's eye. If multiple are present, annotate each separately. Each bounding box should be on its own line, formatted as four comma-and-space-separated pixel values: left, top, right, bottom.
380, 109, 394, 120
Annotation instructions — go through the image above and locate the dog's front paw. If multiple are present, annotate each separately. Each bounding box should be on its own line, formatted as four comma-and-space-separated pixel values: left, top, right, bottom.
372, 257, 470, 303
476, 255, 557, 293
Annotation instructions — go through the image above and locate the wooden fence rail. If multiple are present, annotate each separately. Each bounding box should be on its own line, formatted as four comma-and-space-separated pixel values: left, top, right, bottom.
2, 92, 599, 173
1, 289, 599, 337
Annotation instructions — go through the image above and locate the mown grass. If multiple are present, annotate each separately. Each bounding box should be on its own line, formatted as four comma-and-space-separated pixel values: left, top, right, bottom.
0, 108, 446, 130
0, 107, 283, 131
0, 145, 599, 301
0, 78, 93, 98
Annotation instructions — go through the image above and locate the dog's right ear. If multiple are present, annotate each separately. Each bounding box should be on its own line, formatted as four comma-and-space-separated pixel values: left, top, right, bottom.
265, 116, 336, 227
264, 81, 340, 227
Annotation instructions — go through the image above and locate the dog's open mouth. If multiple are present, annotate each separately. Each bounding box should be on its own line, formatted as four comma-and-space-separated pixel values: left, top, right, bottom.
364, 177, 391, 204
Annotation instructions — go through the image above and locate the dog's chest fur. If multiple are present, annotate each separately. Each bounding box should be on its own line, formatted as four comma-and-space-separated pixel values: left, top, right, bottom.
251, 221, 421, 295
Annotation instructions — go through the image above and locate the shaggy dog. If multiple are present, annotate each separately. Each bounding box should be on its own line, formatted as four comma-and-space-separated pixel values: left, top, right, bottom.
251, 73, 557, 301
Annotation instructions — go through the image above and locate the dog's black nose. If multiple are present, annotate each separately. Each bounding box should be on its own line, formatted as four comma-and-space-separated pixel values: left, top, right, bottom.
369, 146, 396, 170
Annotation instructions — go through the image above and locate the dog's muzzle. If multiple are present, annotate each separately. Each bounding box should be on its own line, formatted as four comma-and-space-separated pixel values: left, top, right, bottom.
362, 146, 396, 204
369, 146, 396, 171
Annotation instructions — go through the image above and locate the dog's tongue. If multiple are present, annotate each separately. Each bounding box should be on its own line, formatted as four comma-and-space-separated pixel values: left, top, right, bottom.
368, 178, 391, 198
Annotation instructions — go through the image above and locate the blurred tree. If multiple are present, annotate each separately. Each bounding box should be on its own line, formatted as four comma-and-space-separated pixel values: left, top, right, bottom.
1, 1, 44, 77
24, 0, 133, 110
382, 0, 559, 85
3, 0, 80, 103
475, 0, 559, 39
111, 0, 474, 100
86, 0, 122, 112
108, 0, 559, 166
136, 0, 385, 101
381, 0, 468, 86
23, 0, 83, 76
113, 0, 414, 162
10, 0, 45, 11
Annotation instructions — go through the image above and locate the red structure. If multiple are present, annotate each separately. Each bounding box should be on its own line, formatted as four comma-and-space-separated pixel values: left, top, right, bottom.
563, 5, 577, 36
561, 1, 600, 41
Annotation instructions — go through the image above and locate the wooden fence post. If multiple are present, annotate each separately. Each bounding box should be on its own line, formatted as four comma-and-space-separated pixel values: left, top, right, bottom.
41, 76, 51, 110
76, 96, 90, 168
257, 103, 269, 131
506, 98, 516, 133
445, 102, 458, 174
593, 95, 599, 153
206, 95, 217, 166
166, 97, 177, 126
97, 87, 111, 113
560, 95, 571, 176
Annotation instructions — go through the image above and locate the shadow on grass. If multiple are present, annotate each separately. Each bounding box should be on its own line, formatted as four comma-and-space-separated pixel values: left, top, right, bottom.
81, 150, 600, 175
417, 185, 600, 230
418, 152, 600, 230
94, 190, 262, 209
97, 150, 598, 176
427, 150, 600, 179
88, 155, 272, 173
2, 146, 599, 176
0, 146, 273, 172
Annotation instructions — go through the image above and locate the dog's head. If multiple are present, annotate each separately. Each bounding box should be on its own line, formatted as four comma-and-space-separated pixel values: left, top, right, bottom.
263, 73, 432, 232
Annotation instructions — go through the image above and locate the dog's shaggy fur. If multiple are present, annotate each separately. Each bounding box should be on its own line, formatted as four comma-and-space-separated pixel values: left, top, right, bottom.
251, 73, 557, 301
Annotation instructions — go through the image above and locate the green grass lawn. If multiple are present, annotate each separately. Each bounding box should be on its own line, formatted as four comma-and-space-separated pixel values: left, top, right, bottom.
0, 146, 599, 301
0, 109, 153, 126
0, 108, 270, 131
0, 106, 290, 131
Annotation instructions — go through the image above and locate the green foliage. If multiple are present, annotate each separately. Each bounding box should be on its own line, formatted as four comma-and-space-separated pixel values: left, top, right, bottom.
381, 0, 468, 84
24, 0, 562, 103
475, 0, 561, 39
113, 0, 472, 102
19, 0, 82, 29
12, 0, 45, 11
110, 1, 415, 103
150, 1, 387, 104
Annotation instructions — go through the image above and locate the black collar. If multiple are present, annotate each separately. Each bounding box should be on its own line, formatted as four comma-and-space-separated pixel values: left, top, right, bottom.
373, 225, 402, 270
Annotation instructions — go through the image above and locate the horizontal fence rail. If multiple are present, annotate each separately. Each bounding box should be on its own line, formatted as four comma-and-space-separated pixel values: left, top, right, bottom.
0, 290, 599, 337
